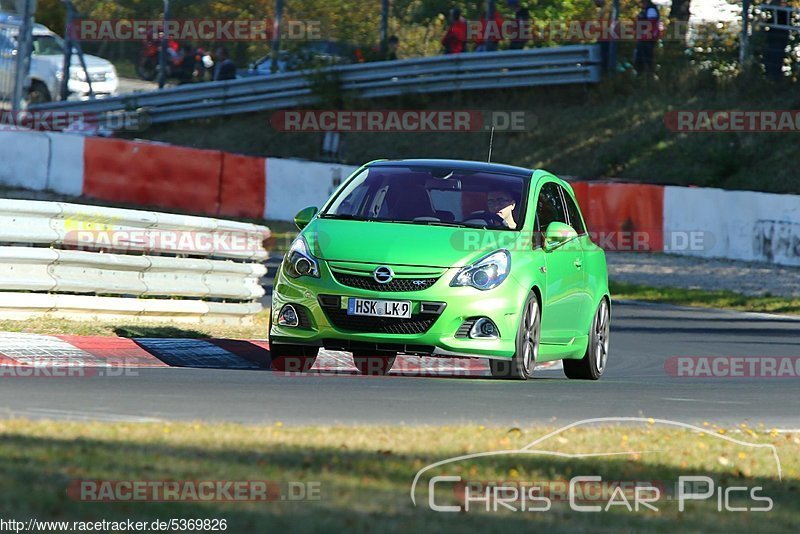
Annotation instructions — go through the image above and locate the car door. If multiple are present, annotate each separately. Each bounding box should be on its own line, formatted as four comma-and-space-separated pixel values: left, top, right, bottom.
561, 186, 594, 330
536, 181, 585, 344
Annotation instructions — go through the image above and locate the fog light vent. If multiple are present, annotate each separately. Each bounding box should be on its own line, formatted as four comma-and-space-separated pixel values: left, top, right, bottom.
278, 305, 300, 327
469, 318, 499, 339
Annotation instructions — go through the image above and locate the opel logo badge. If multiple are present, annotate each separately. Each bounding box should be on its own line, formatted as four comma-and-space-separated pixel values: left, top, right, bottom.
373, 266, 394, 284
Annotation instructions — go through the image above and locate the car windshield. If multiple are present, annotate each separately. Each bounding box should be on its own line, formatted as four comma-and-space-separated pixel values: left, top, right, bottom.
32, 34, 64, 56
322, 165, 528, 231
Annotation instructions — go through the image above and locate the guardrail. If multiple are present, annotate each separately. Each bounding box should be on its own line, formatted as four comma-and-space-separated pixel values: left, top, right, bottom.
0, 199, 270, 323
31, 45, 602, 125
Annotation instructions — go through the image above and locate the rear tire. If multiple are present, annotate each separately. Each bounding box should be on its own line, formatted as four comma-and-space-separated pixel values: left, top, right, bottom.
137, 58, 158, 81
564, 298, 610, 381
489, 291, 540, 380
353, 352, 396, 376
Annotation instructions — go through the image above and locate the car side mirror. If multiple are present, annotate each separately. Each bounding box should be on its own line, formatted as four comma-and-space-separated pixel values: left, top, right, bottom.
294, 206, 319, 230
543, 222, 578, 251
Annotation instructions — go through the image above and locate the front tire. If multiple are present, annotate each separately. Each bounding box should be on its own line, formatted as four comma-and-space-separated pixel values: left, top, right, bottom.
564, 298, 610, 381
269, 344, 318, 373
268, 310, 318, 373
489, 292, 540, 380
26, 81, 51, 105
353, 352, 396, 376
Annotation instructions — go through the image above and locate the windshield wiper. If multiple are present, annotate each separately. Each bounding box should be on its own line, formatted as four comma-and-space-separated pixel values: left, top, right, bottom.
372, 219, 471, 228
319, 214, 372, 221
411, 221, 470, 228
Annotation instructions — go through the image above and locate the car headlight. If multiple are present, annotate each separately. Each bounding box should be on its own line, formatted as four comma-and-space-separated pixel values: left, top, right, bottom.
284, 236, 319, 279
69, 69, 87, 82
451, 250, 511, 291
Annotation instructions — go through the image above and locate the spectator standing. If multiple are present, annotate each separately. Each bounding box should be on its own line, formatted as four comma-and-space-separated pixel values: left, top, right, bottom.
442, 8, 468, 54
507, 0, 531, 50
474, 5, 505, 52
763, 0, 790, 80
213, 47, 237, 81
633, 0, 660, 73
594, 0, 615, 73
386, 35, 400, 60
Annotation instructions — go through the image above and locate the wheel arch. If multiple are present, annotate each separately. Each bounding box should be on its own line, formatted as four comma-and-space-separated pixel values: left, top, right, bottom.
531, 285, 543, 307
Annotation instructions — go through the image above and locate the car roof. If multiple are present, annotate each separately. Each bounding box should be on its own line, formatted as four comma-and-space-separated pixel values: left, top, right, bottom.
0, 13, 53, 34
368, 159, 535, 178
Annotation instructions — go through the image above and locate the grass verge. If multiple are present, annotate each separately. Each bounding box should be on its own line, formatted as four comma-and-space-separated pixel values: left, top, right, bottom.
0, 310, 269, 339
610, 281, 800, 316
0, 420, 796, 531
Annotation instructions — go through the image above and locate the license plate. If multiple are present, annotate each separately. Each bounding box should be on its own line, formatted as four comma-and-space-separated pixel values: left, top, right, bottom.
347, 298, 412, 319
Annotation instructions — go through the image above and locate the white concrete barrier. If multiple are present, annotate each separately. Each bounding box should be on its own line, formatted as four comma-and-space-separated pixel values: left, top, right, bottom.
45, 132, 85, 196
0, 130, 50, 191
664, 186, 800, 267
265, 158, 359, 220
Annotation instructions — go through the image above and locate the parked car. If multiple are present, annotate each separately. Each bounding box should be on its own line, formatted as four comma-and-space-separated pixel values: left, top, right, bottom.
242, 40, 360, 77
0, 14, 118, 104
269, 159, 611, 381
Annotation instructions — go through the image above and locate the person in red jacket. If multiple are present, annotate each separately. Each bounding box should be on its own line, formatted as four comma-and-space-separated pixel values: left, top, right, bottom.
474, 7, 505, 52
442, 8, 468, 54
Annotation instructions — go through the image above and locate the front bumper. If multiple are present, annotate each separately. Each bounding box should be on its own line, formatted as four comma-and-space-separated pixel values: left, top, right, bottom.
270, 258, 527, 360
67, 79, 118, 100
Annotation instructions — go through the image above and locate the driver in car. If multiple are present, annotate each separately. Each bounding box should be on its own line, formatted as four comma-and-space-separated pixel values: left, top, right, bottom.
487, 190, 518, 229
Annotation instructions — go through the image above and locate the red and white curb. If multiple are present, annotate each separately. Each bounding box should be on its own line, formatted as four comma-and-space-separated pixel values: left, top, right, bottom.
0, 332, 562, 377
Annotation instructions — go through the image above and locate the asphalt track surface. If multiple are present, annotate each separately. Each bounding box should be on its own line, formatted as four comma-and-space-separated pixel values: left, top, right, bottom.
1, 301, 798, 428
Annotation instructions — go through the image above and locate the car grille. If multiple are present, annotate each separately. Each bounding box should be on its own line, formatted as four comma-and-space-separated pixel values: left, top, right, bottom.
89, 72, 108, 82
318, 295, 444, 335
331, 271, 438, 292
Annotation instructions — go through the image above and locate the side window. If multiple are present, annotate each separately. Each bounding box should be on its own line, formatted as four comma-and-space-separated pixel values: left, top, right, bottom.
536, 182, 568, 231
562, 190, 587, 235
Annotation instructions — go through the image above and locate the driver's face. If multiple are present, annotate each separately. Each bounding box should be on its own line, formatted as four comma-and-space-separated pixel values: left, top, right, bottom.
487, 192, 515, 219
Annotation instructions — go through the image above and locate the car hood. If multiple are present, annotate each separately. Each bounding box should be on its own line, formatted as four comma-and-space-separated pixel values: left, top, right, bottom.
304, 218, 518, 268
35, 53, 115, 71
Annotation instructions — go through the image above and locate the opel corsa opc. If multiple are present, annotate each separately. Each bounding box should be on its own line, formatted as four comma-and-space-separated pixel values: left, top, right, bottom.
269, 160, 610, 380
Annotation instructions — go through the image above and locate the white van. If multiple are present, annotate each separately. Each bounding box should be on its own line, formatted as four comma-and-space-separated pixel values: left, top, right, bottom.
0, 14, 118, 104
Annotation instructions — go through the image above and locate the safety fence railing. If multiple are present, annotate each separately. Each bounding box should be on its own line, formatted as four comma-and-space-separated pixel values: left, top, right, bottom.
0, 199, 270, 323
30, 44, 602, 125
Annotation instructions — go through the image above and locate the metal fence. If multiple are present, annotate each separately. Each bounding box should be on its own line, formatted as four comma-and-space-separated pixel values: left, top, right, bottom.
31, 44, 602, 126
754, 3, 800, 33
0, 23, 16, 110
0, 199, 270, 323
0, 1, 35, 113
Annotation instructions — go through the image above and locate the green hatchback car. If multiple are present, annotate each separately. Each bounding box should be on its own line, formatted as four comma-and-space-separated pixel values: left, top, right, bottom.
269, 159, 610, 380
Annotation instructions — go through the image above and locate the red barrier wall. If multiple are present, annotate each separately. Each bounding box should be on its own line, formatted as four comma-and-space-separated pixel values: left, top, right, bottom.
218, 153, 266, 219
83, 138, 223, 215
570, 182, 664, 252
